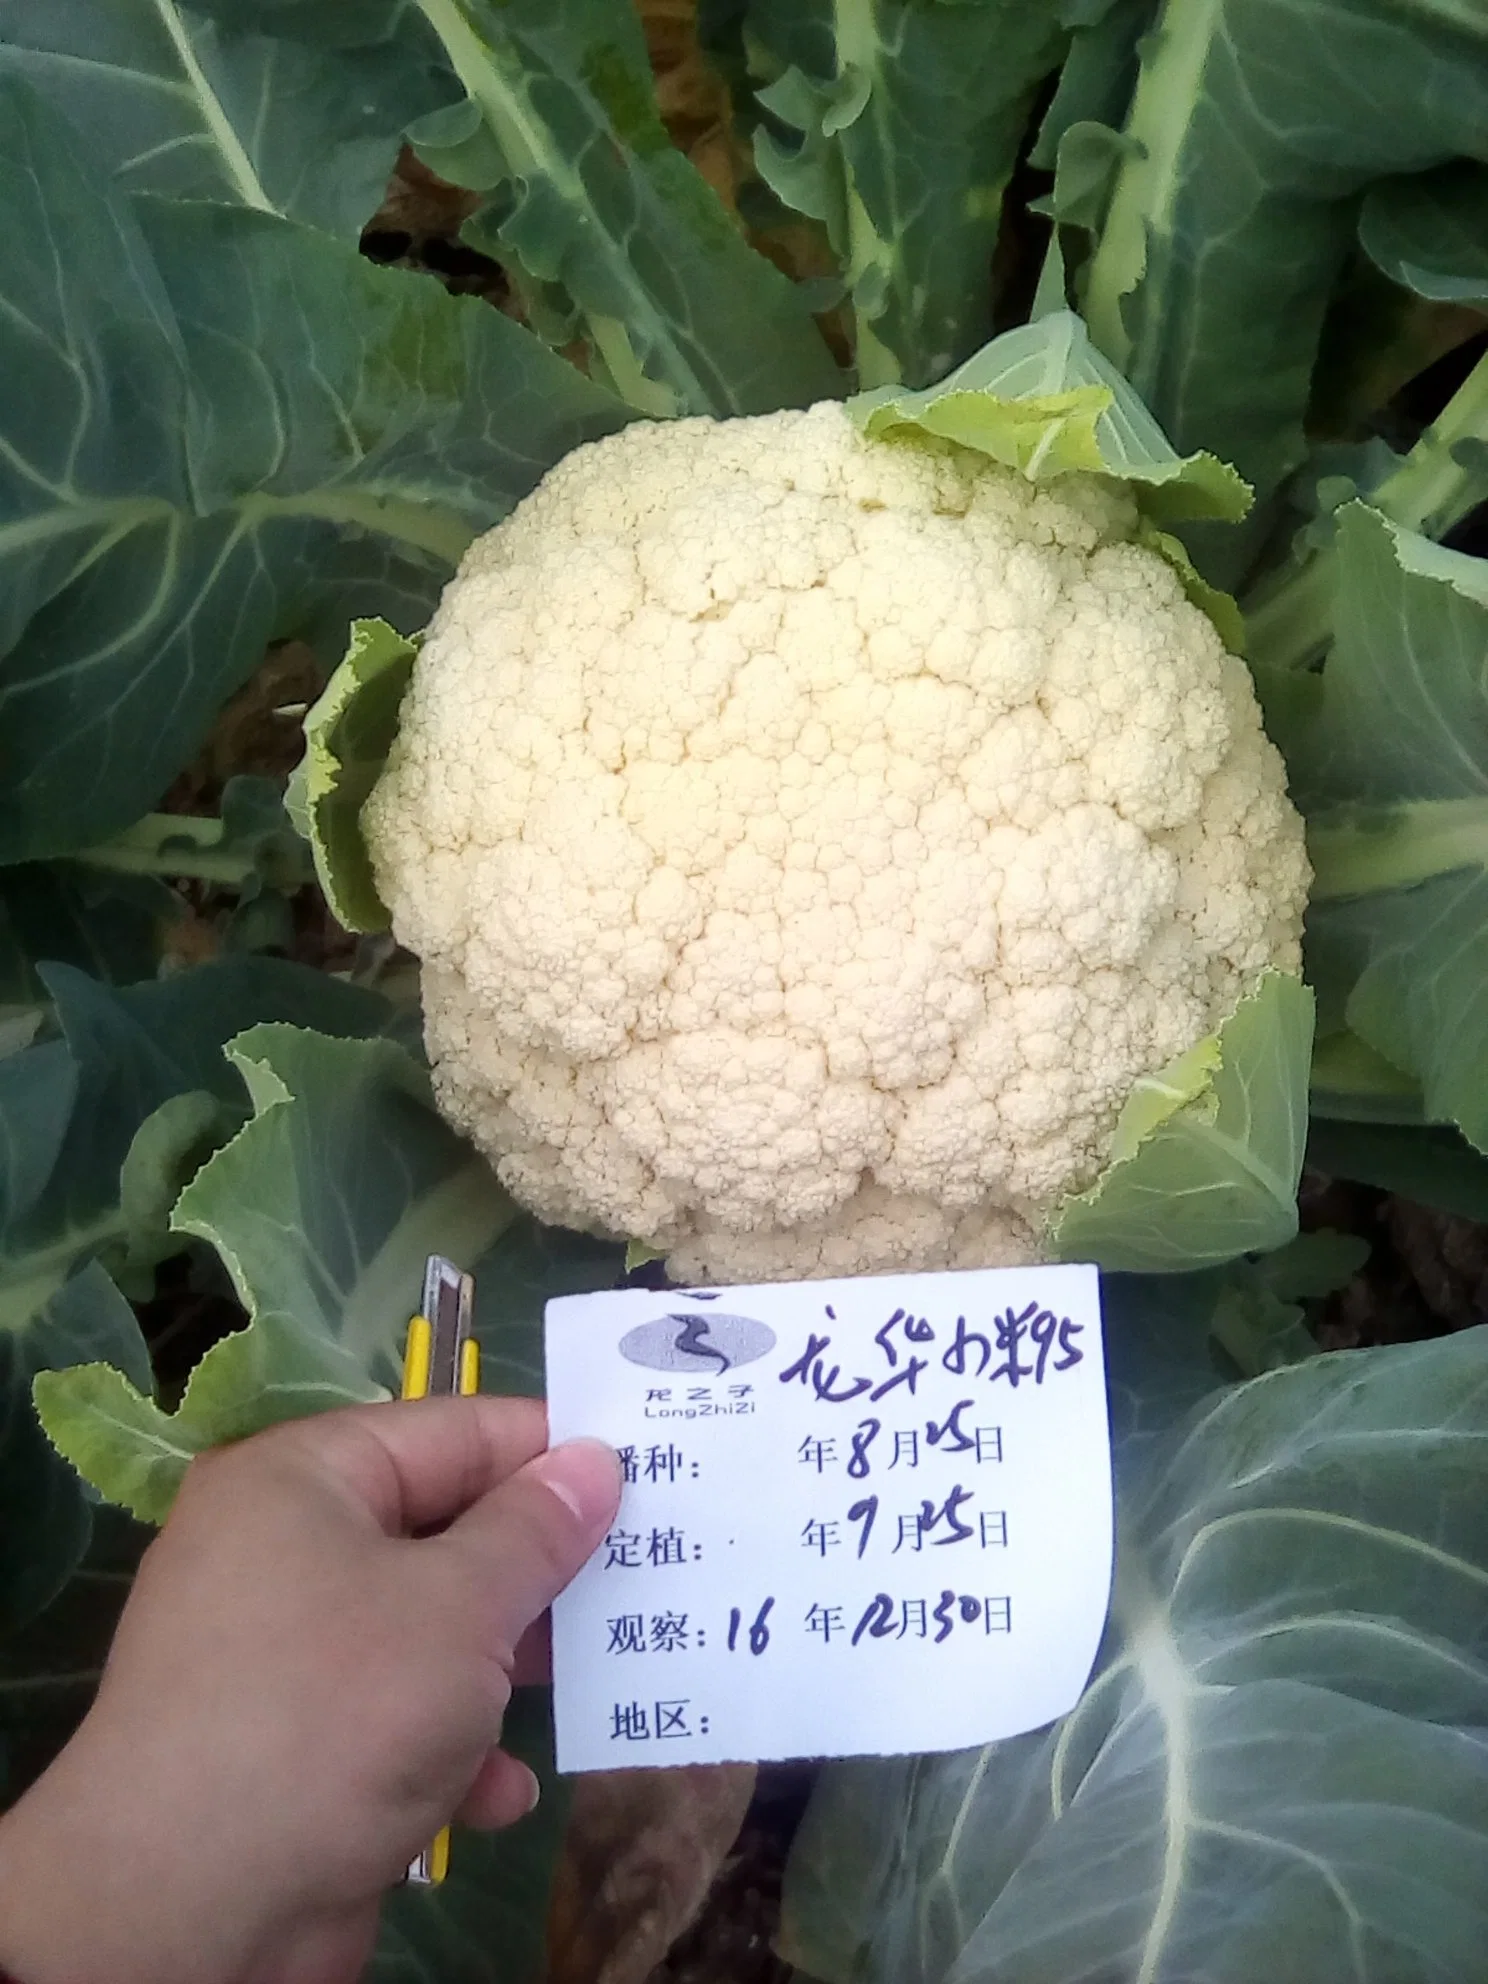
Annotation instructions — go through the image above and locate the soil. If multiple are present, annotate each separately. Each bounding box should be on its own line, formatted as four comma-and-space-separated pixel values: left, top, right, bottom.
645, 1767, 815, 1984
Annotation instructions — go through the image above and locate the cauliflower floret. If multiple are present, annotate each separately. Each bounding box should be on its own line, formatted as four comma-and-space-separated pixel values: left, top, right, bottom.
364, 402, 1309, 1281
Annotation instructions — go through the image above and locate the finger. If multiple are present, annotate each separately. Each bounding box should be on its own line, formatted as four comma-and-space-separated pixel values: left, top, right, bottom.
453, 1748, 542, 1831
264, 1907, 380, 1984
265, 1395, 550, 1538
511, 1615, 551, 1687
438, 1439, 621, 1652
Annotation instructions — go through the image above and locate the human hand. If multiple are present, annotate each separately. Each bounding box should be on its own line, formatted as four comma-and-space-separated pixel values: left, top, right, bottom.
0, 1397, 620, 1984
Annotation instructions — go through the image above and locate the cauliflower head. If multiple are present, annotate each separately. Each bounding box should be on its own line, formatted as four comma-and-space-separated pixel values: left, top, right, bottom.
363, 402, 1309, 1282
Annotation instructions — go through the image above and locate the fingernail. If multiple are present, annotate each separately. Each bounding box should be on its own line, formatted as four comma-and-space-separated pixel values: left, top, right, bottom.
530, 1439, 622, 1528
519, 1764, 542, 1816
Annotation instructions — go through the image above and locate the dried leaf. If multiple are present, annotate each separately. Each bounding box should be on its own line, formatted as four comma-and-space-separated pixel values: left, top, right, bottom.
547, 1763, 757, 1984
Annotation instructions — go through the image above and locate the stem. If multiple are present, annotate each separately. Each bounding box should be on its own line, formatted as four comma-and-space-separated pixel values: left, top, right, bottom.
833, 0, 900, 390
1246, 348, 1488, 680
1244, 549, 1335, 681
1307, 797, 1488, 901
412, 0, 709, 416
75, 816, 258, 887
240, 489, 475, 567
0, 1208, 128, 1335
1372, 346, 1488, 539
150, 0, 275, 213
1082, 0, 1219, 379
1308, 1032, 1424, 1122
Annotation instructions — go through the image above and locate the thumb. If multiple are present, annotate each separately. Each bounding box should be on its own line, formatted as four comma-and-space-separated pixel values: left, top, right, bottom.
438, 1438, 622, 1653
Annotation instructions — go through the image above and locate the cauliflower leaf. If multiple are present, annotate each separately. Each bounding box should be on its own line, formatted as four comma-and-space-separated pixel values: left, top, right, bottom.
780, 1322, 1488, 1984
1075, 0, 1488, 505
35, 1024, 622, 1523
1298, 506, 1488, 1156
735, 0, 1069, 388
287, 619, 416, 936
1050, 971, 1314, 1273
848, 311, 1251, 524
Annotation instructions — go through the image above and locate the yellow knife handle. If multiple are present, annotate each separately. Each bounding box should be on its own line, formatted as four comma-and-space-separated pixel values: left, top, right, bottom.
401, 1315, 479, 1887
401, 1316, 433, 1401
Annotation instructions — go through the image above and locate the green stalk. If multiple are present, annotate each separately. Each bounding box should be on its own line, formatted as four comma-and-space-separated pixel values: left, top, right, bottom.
411, 0, 711, 417
1246, 347, 1488, 681
75, 815, 259, 888
1242, 550, 1336, 683
1306, 797, 1488, 901
833, 0, 899, 390
149, 0, 275, 213
1371, 346, 1488, 539
243, 489, 475, 568
1081, 0, 1220, 380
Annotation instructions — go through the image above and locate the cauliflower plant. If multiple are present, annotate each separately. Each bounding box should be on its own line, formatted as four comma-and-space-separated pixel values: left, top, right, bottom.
363, 402, 1309, 1283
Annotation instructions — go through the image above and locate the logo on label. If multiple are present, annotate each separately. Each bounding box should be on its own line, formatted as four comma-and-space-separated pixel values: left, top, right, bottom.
619, 1311, 776, 1375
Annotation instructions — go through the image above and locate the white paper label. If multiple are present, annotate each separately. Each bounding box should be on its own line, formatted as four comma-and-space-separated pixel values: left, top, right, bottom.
546, 1264, 1112, 1772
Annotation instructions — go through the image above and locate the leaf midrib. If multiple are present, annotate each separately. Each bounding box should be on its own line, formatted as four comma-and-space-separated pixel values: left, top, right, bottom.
1308, 797, 1488, 901
413, 0, 710, 416
147, 0, 275, 213
0, 1206, 127, 1339
0, 484, 475, 582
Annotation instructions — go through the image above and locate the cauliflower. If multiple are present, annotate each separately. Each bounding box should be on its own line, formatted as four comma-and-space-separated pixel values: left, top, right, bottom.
363, 402, 1309, 1282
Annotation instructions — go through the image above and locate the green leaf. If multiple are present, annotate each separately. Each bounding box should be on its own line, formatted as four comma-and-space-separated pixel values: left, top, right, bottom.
1359, 160, 1488, 306
36, 1018, 511, 1515
1031, 0, 1152, 174
48, 958, 394, 1114
1306, 1119, 1488, 1224
0, 1256, 146, 1634
1079, 0, 1488, 501
38, 1021, 623, 1519
174, 1026, 515, 1393
472, 1218, 623, 1400
740, 0, 1068, 387
0, 77, 628, 862
75, 779, 314, 926
0, 865, 179, 1026
849, 311, 1251, 523
781, 1325, 1488, 1984
199, 0, 843, 418
1297, 510, 1488, 812
1050, 972, 1314, 1272
1297, 507, 1488, 1153
1252, 1229, 1370, 1302
1308, 1026, 1426, 1126
182, 0, 410, 49
1029, 4, 1154, 320
35, 1311, 385, 1526
415, 0, 844, 417
1134, 521, 1246, 652
1034, 116, 1141, 237
1369, 349, 1488, 548
1245, 350, 1488, 692
0, 960, 391, 1607
371, 1688, 570, 1984
1309, 871, 1488, 1153
115, 1090, 226, 1293
0, 1503, 146, 1806
0, 0, 458, 233
1206, 1285, 1315, 1379
1205, 1231, 1363, 1380
1096, 1268, 1243, 1462
287, 619, 418, 935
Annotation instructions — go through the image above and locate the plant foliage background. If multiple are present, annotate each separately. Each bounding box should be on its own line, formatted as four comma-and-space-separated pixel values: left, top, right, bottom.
0, 2, 1485, 1980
